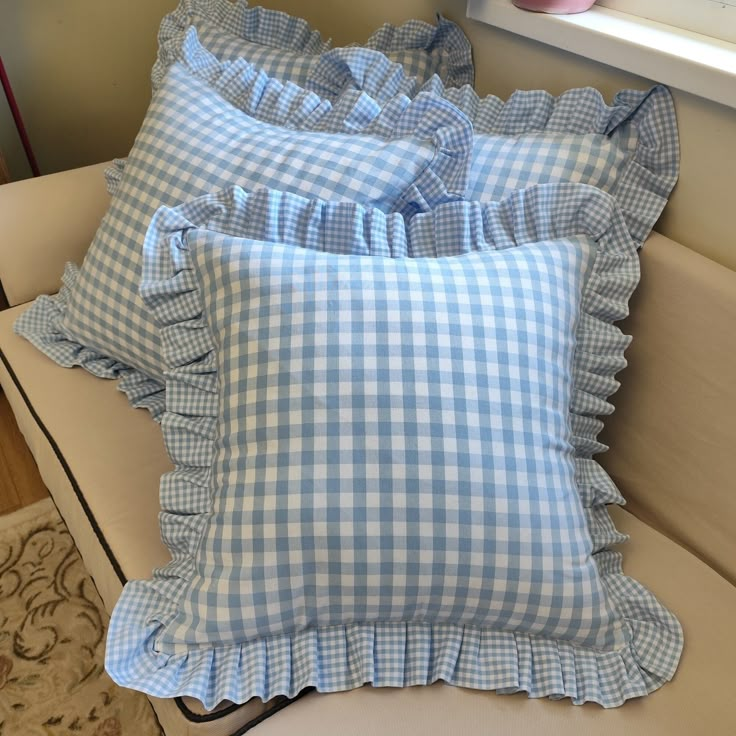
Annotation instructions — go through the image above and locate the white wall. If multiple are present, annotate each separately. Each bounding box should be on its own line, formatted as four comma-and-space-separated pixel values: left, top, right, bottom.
1, 0, 734, 269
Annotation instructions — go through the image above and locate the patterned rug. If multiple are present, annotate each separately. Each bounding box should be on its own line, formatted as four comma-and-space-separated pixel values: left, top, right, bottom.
0, 499, 162, 736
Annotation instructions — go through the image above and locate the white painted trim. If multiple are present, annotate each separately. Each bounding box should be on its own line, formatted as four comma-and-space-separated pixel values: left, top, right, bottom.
466, 0, 736, 109
597, 0, 736, 45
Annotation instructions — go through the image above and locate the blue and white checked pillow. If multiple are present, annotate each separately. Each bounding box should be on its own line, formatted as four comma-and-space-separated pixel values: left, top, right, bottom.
152, 0, 473, 95
106, 4, 474, 197
310, 50, 680, 246
106, 184, 682, 710
14, 45, 472, 418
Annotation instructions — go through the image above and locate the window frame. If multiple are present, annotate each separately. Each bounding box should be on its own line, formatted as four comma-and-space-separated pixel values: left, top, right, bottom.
595, 0, 736, 44
465, 0, 736, 109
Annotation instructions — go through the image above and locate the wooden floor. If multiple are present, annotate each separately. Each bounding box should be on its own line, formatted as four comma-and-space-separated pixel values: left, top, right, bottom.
0, 389, 49, 515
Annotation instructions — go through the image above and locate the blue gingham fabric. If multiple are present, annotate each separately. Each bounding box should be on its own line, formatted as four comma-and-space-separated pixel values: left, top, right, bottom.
152, 0, 473, 96
103, 157, 126, 196
106, 183, 683, 710
14, 39, 471, 418
107, 5, 472, 196
309, 50, 679, 246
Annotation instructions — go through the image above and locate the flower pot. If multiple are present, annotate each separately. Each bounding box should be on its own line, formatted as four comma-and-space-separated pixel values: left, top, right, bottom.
512, 0, 596, 13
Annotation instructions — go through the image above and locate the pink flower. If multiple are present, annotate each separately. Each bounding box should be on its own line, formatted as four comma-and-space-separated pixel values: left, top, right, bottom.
0, 655, 12, 689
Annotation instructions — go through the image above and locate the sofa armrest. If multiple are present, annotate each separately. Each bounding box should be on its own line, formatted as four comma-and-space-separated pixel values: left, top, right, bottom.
0, 162, 111, 307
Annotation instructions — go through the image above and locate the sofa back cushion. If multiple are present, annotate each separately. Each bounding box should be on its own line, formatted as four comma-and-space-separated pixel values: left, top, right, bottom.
600, 234, 736, 585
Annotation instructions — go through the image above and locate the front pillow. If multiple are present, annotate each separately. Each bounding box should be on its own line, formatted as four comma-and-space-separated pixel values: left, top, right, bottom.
310, 49, 680, 246
14, 39, 471, 419
105, 184, 682, 710
152, 0, 474, 95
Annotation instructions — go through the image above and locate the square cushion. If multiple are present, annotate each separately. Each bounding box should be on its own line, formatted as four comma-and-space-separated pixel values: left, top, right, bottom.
105, 3, 474, 196
105, 3, 474, 198
310, 50, 680, 245
152, 0, 474, 95
105, 183, 681, 711
14, 40, 471, 419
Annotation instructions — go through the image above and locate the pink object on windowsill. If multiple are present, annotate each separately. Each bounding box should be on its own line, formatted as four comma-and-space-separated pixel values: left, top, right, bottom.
512, 0, 596, 13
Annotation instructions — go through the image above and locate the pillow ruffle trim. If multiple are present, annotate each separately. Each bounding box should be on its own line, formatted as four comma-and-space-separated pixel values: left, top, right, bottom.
104, 158, 126, 195
152, 0, 330, 91
153, 1, 472, 93
12, 264, 165, 419
109, 559, 682, 711
105, 184, 682, 710
360, 14, 474, 89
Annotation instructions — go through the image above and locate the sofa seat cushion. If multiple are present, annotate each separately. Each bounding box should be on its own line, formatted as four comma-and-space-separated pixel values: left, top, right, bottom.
1, 302, 734, 734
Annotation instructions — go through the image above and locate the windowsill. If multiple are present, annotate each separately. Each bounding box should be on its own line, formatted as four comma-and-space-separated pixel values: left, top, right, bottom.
466, 0, 736, 110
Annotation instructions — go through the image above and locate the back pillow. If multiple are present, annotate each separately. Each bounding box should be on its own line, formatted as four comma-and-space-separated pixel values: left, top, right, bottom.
14, 44, 472, 419
310, 49, 680, 245
106, 4, 474, 196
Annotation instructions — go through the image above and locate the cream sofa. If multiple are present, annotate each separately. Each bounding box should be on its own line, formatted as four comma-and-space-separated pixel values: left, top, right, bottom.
0, 163, 734, 735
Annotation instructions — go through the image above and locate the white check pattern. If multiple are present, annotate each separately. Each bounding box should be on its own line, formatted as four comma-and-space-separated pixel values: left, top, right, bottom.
105, 184, 683, 710
152, 0, 473, 95
309, 50, 679, 245
14, 41, 471, 415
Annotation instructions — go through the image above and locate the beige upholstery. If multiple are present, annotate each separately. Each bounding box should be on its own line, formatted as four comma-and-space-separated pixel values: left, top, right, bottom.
0, 162, 111, 307
601, 233, 736, 584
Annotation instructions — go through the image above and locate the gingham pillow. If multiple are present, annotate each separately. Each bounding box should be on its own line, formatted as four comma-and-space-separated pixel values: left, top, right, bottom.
152, 0, 473, 94
310, 50, 680, 246
106, 184, 682, 710
14, 44, 471, 418
106, 5, 474, 197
